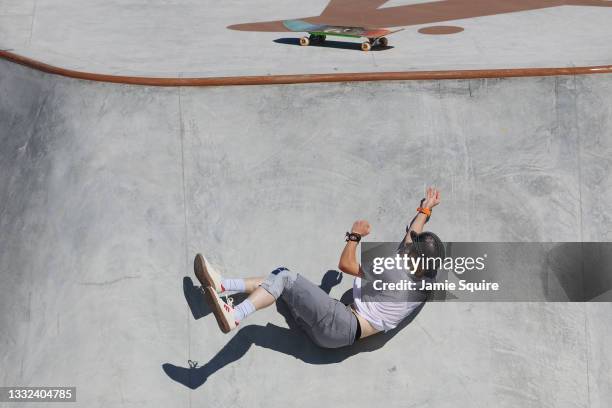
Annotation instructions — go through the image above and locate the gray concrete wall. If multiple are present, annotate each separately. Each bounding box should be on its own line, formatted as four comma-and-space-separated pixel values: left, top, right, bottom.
1, 58, 611, 407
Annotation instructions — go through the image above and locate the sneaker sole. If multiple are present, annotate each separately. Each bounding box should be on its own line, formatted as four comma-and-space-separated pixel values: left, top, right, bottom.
194, 253, 217, 290
203, 286, 232, 334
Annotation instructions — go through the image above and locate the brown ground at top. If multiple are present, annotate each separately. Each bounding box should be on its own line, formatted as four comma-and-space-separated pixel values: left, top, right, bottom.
228, 0, 612, 32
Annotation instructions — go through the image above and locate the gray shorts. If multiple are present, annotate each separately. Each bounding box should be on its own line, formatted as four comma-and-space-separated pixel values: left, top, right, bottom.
260, 268, 358, 349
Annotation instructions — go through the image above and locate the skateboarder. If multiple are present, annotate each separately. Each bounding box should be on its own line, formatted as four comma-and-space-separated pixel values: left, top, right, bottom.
196, 187, 444, 348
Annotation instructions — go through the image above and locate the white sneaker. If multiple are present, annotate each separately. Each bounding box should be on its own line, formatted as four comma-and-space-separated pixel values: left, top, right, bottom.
203, 287, 238, 333
194, 253, 223, 293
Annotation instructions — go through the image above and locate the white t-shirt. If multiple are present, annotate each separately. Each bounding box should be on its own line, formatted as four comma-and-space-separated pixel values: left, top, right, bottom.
352, 277, 423, 332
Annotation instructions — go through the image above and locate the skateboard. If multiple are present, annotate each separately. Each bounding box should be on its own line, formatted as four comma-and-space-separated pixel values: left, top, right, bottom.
283, 19, 404, 51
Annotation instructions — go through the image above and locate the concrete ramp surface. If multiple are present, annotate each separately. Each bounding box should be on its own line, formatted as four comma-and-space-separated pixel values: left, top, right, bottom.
1, 58, 612, 407
1, 0, 612, 76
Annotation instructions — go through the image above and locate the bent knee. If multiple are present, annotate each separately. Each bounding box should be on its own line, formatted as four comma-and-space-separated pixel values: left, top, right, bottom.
271, 266, 290, 275
271, 266, 296, 280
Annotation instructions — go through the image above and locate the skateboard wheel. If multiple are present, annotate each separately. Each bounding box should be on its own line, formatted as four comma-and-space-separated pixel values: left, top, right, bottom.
300, 36, 310, 46
379, 37, 388, 47
361, 41, 371, 51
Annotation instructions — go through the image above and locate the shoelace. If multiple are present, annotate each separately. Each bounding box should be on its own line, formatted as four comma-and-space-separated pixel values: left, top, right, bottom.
225, 296, 234, 309
224, 296, 240, 326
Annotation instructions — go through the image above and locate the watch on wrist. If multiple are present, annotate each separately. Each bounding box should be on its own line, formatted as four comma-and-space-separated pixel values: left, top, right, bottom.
345, 232, 362, 243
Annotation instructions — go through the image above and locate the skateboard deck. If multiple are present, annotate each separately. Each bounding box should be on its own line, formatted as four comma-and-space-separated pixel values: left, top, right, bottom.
282, 19, 403, 50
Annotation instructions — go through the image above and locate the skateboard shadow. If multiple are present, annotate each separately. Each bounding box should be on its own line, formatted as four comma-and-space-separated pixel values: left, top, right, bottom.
274, 38, 394, 51
164, 270, 423, 389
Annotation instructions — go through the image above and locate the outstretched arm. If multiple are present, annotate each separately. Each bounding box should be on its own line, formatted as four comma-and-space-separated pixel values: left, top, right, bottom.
403, 187, 441, 246
338, 220, 371, 277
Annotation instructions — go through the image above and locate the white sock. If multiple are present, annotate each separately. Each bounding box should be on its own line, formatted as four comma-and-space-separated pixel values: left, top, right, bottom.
233, 299, 256, 322
221, 278, 246, 293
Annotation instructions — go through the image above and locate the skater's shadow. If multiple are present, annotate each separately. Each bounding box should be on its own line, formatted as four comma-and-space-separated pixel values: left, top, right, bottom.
164, 270, 423, 389
274, 38, 393, 51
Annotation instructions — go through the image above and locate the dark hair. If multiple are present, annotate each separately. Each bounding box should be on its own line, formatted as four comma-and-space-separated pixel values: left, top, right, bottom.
409, 231, 445, 277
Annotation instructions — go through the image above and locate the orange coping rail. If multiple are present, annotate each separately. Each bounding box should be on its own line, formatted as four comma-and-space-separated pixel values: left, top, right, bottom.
1, 49, 612, 87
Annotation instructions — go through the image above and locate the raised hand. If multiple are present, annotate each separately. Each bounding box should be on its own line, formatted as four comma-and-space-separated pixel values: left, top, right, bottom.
423, 187, 441, 209
351, 220, 371, 237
